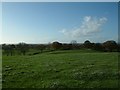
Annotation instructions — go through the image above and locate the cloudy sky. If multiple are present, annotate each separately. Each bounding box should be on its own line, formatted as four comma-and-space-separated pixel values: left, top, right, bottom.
2, 2, 118, 44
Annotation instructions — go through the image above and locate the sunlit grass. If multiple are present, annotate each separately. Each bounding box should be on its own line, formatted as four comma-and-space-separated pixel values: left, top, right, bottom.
2, 49, 118, 88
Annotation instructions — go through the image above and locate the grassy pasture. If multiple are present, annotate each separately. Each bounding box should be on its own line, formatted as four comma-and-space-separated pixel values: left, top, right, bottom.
2, 49, 119, 88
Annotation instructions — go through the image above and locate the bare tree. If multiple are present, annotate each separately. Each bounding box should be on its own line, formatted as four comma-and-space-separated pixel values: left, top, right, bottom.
70, 40, 78, 49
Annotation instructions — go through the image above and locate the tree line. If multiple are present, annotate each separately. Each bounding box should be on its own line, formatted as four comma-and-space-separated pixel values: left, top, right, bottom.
1, 40, 120, 56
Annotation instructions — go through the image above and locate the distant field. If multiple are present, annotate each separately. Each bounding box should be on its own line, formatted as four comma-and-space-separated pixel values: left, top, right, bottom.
2, 50, 119, 88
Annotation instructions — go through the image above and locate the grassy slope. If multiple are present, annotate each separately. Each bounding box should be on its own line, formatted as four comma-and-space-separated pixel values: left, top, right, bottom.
2, 50, 118, 88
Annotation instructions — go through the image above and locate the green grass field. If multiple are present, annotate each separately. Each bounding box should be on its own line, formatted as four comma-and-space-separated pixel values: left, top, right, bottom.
2, 49, 119, 88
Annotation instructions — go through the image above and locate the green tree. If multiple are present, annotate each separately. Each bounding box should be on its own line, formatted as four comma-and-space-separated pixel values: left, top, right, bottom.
36, 44, 46, 53
2, 44, 15, 56
83, 40, 92, 49
52, 41, 62, 50
102, 40, 117, 52
17, 42, 29, 55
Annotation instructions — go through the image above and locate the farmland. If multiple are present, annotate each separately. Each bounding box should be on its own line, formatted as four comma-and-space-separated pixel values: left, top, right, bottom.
2, 49, 119, 88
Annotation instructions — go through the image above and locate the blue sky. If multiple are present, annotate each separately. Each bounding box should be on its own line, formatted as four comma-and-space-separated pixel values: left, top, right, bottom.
2, 2, 118, 44
1, 0, 119, 2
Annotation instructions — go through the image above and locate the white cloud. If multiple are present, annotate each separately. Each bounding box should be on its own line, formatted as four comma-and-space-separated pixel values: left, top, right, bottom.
60, 16, 107, 38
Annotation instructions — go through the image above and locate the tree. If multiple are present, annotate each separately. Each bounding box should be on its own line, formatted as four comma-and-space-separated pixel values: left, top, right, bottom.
62, 44, 72, 50
83, 40, 92, 49
102, 40, 117, 52
70, 40, 78, 49
52, 41, 62, 50
2, 44, 10, 56
117, 43, 120, 52
46, 42, 52, 51
71, 40, 77, 45
9, 44, 15, 56
2, 44, 15, 56
93, 43, 103, 51
17, 42, 29, 55
36, 44, 46, 53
